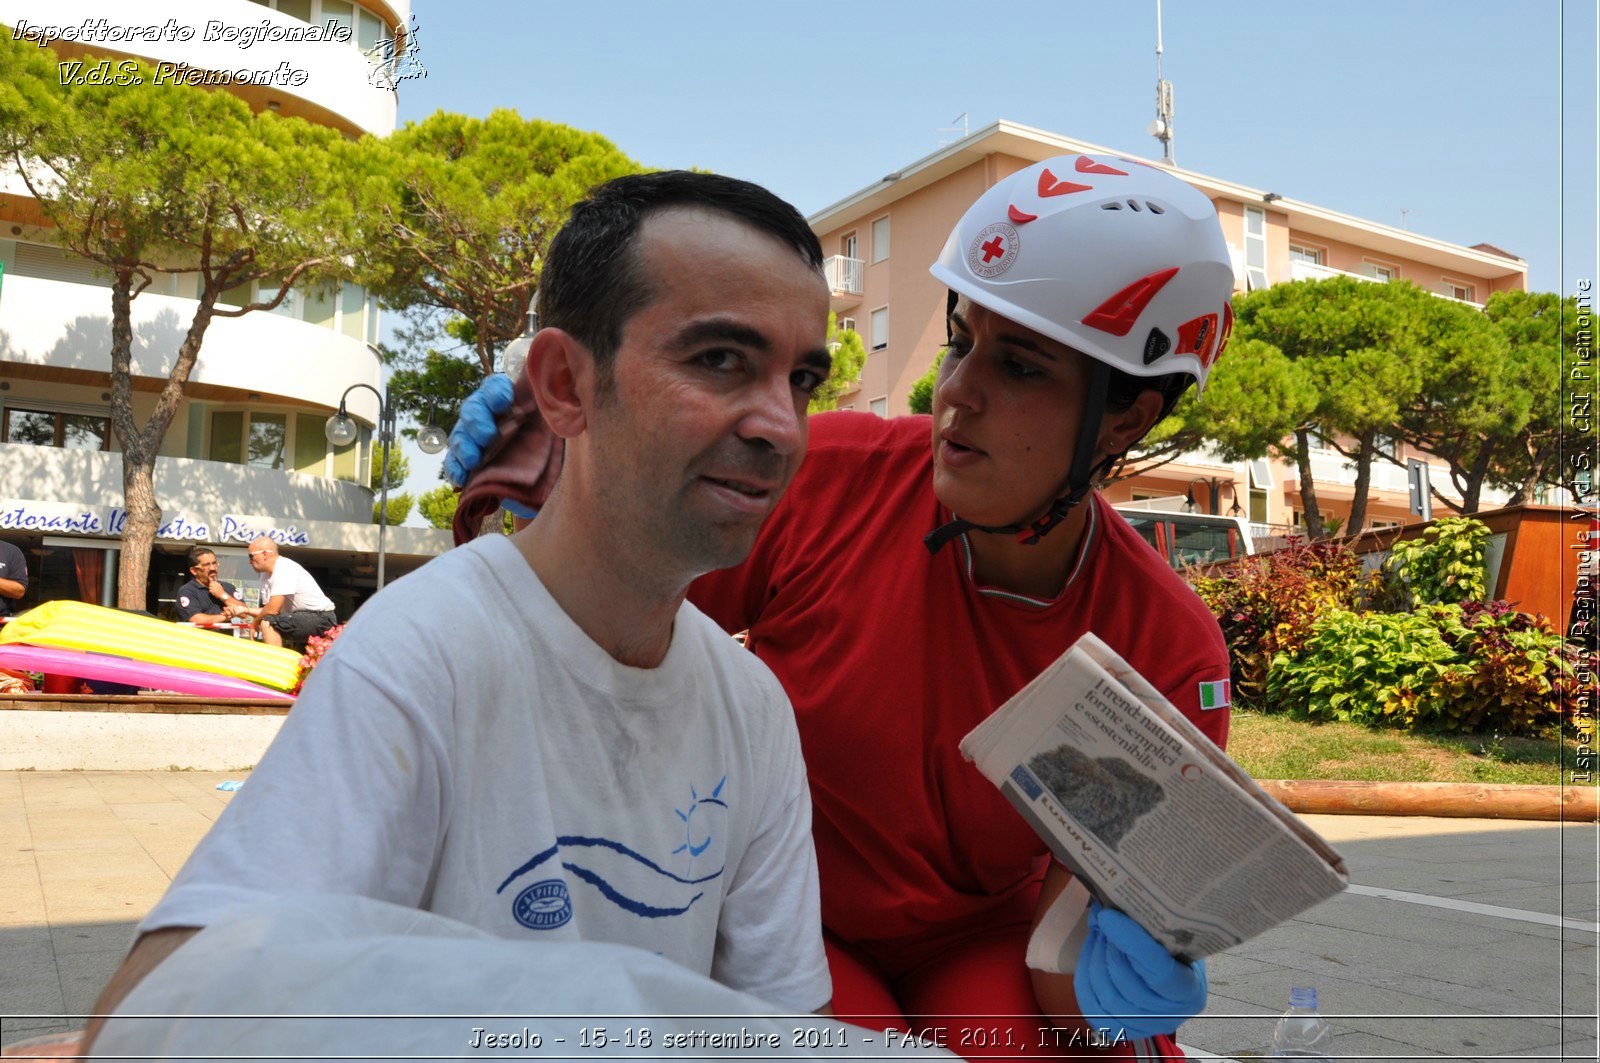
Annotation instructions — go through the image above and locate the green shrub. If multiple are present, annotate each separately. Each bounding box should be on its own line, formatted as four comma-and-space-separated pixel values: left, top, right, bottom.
1266, 601, 1569, 735
1190, 542, 1377, 711
1381, 516, 1491, 607
1409, 601, 1569, 734
1266, 609, 1464, 726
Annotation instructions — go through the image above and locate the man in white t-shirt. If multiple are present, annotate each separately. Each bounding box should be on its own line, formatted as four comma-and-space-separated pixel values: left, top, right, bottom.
83, 171, 837, 1050
232, 537, 338, 647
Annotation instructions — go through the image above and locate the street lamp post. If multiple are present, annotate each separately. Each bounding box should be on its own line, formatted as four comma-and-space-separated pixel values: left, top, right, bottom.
501, 292, 538, 379
1184, 475, 1243, 517
325, 373, 445, 592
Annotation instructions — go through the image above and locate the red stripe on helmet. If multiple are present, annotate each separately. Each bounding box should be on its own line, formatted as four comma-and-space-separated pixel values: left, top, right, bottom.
1037, 168, 1093, 198
1081, 267, 1180, 337
1176, 312, 1220, 364
1209, 302, 1235, 367
1008, 204, 1038, 223
1075, 156, 1128, 176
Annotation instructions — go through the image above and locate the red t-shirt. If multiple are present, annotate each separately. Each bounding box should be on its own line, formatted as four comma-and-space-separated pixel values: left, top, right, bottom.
691, 412, 1230, 971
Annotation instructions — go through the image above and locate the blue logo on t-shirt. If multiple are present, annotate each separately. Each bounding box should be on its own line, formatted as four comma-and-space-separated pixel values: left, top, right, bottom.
511, 879, 572, 929
498, 777, 728, 928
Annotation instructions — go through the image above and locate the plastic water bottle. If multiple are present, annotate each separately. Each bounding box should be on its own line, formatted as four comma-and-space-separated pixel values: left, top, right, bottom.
1270, 986, 1334, 1060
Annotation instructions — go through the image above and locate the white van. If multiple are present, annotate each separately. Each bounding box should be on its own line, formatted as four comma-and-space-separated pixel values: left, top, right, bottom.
1112, 506, 1256, 570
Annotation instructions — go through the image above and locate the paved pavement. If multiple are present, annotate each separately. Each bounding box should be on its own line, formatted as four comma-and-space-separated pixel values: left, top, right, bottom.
1, 772, 1596, 1060
1187, 814, 1598, 1062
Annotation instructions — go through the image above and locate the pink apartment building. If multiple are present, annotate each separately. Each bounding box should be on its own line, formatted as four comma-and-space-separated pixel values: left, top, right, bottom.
808, 120, 1530, 536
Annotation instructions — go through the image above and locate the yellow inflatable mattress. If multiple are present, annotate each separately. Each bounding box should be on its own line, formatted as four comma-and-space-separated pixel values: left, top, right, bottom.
0, 601, 306, 692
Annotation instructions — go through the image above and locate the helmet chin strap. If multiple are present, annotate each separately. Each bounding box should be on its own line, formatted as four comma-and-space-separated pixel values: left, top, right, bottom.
924, 359, 1113, 555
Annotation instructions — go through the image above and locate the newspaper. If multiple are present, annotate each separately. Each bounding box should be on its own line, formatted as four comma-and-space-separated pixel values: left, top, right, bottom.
960, 633, 1348, 965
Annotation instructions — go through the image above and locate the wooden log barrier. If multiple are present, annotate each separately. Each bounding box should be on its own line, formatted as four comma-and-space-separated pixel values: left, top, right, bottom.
0, 692, 292, 716
1259, 779, 1600, 822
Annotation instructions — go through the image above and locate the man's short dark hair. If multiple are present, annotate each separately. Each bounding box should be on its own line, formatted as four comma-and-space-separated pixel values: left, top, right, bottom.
186, 545, 216, 568
536, 171, 824, 378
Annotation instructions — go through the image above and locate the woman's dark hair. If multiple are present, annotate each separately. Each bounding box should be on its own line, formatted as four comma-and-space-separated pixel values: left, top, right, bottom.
537, 171, 823, 378
1106, 366, 1191, 416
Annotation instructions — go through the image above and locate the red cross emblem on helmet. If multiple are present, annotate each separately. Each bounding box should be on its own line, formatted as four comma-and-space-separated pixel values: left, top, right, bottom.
968, 222, 1020, 278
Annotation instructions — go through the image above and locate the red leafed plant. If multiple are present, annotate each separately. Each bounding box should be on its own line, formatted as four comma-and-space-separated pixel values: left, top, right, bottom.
293, 624, 346, 696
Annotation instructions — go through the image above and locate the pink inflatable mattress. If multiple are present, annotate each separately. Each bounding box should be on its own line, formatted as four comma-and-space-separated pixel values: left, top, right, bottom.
0, 643, 294, 702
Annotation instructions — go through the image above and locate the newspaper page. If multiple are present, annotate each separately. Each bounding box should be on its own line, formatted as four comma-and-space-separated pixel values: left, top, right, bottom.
961, 633, 1348, 963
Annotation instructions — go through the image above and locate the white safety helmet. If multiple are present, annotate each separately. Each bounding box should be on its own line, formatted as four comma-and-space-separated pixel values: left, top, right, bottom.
922, 154, 1235, 554
929, 153, 1235, 396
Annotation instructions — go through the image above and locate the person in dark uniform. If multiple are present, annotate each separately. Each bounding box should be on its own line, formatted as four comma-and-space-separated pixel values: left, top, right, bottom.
0, 539, 27, 619
175, 546, 244, 629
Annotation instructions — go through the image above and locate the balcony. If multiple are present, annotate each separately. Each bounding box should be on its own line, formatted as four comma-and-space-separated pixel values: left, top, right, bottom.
1288, 259, 1484, 307
0, 272, 382, 423
1285, 449, 1512, 507
824, 255, 864, 310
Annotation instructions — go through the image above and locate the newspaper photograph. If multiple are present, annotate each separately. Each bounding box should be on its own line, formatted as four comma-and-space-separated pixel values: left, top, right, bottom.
960, 633, 1349, 963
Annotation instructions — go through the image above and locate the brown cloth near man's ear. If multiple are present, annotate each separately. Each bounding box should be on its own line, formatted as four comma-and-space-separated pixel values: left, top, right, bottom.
451, 370, 565, 546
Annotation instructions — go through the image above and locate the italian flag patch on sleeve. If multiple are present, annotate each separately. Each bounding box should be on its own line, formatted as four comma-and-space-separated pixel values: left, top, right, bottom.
1199, 679, 1231, 710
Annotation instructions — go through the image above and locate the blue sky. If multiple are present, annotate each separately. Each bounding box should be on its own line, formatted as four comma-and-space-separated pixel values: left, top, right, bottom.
389, 0, 1598, 506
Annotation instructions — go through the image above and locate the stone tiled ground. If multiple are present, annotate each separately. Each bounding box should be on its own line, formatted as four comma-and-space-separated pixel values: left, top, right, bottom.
0, 770, 248, 1044
1, 779, 1596, 1061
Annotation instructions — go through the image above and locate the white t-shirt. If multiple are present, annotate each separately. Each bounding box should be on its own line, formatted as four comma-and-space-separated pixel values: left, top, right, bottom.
260, 555, 336, 615
143, 535, 831, 1011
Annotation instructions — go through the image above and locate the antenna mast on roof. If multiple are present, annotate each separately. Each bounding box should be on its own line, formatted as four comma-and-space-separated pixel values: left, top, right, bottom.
1149, 0, 1175, 164
937, 111, 969, 146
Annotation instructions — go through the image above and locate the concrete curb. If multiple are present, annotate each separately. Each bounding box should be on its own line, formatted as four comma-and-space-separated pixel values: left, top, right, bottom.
1258, 778, 1599, 821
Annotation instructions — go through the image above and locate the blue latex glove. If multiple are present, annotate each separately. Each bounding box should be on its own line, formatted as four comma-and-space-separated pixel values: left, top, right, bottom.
443, 375, 514, 488
443, 376, 540, 519
1074, 900, 1207, 1041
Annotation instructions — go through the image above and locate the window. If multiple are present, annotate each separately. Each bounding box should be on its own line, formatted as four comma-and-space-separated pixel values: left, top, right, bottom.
1305, 426, 1336, 453
1374, 432, 1401, 460
1441, 279, 1476, 302
340, 281, 366, 339
304, 283, 338, 329
1171, 521, 1240, 567
1248, 458, 1273, 524
218, 279, 253, 308
320, 0, 354, 40
842, 232, 858, 261
1249, 486, 1268, 524
9, 242, 108, 287
1288, 244, 1324, 266
2, 406, 110, 450
1360, 261, 1397, 282
207, 409, 303, 472
264, 277, 302, 318
293, 414, 327, 475
869, 397, 888, 418
207, 411, 245, 464
1244, 207, 1268, 290
247, 413, 288, 469
245, 1, 392, 64
839, 316, 857, 334
871, 215, 890, 263
869, 307, 889, 351
357, 6, 383, 52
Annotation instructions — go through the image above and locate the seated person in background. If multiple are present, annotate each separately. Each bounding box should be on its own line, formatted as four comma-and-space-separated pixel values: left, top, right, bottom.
233, 538, 338, 647
0, 537, 28, 619
81, 170, 838, 1053
174, 546, 244, 629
